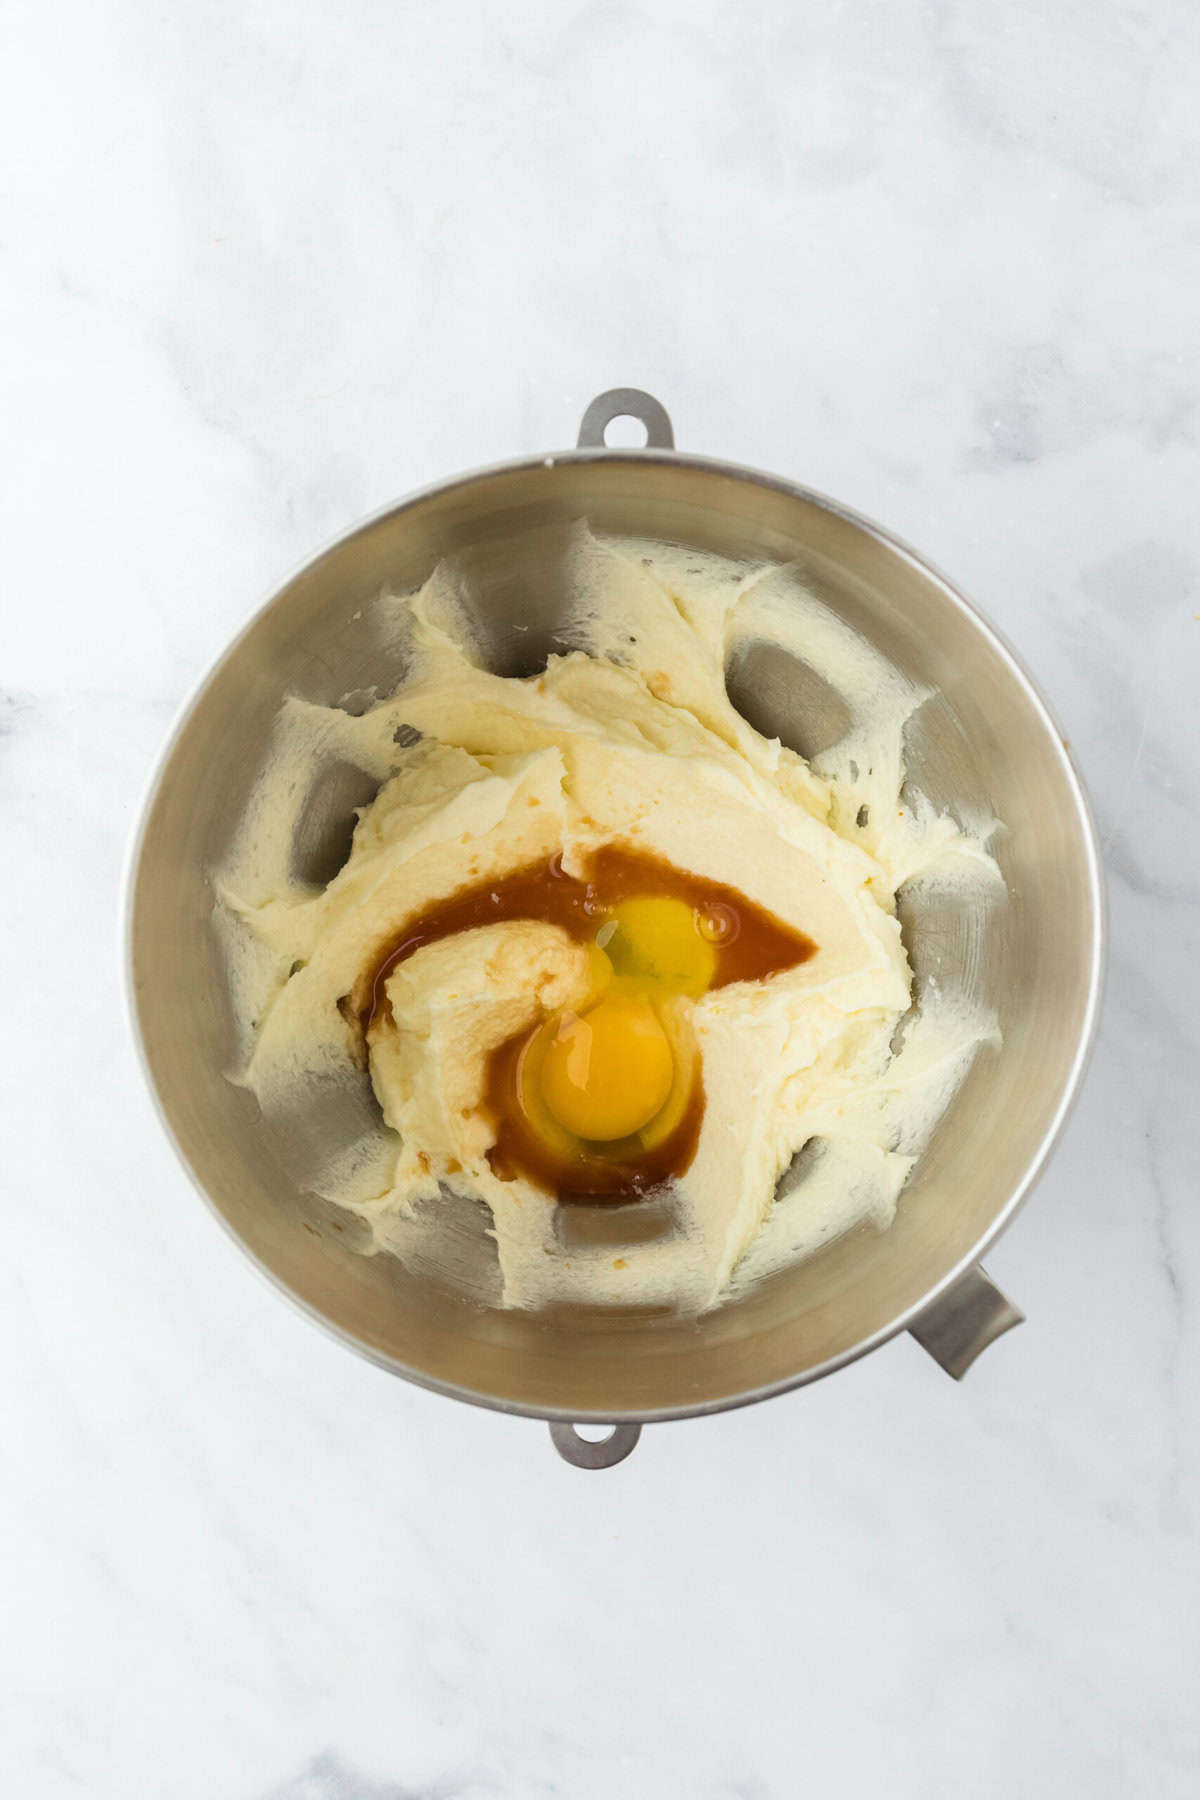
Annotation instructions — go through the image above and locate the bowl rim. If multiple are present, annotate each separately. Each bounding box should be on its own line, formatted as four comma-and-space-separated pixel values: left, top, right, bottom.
124, 443, 1108, 1425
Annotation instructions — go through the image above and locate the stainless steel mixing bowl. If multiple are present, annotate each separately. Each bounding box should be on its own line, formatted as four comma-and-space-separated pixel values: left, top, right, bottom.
127, 389, 1104, 1467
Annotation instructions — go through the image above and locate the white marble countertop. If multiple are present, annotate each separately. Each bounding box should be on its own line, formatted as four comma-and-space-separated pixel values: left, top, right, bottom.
3, 2, 1197, 1795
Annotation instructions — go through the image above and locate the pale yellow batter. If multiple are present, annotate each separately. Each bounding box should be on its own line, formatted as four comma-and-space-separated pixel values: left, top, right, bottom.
217, 527, 1000, 1312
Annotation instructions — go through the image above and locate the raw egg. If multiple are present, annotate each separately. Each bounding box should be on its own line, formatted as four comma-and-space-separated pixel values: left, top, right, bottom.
540, 993, 675, 1140
606, 895, 717, 995
359, 843, 815, 1200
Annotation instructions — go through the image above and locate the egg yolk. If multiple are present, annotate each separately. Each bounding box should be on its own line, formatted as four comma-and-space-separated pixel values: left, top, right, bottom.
606, 894, 718, 995
539, 994, 674, 1141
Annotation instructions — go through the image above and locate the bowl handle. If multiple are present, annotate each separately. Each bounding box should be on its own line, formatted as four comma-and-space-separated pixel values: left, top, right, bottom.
546, 1265, 1020, 1461
577, 388, 675, 451
548, 1422, 642, 1468
909, 1264, 1024, 1378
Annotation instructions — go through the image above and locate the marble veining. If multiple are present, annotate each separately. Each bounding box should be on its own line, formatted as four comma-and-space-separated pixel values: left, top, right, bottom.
263, 1752, 475, 1800
1, 2, 1197, 1796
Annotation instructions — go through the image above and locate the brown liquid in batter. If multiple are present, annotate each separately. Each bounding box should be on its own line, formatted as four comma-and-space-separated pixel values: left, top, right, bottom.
357, 844, 816, 1202
362, 845, 814, 1025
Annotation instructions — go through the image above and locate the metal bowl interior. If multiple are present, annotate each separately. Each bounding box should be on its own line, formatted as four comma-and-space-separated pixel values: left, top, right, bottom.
128, 452, 1103, 1421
